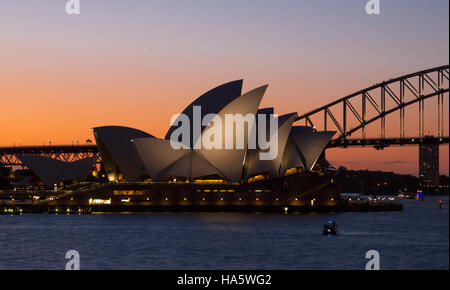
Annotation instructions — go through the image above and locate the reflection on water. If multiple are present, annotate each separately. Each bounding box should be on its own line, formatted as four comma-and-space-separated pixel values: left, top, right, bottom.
0, 196, 448, 270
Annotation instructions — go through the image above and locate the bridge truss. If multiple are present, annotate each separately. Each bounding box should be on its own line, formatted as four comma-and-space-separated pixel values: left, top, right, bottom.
0, 145, 100, 167
296, 65, 449, 141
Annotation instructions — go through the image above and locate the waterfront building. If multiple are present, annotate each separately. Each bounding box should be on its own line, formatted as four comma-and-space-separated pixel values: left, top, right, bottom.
419, 137, 440, 187
15, 80, 340, 208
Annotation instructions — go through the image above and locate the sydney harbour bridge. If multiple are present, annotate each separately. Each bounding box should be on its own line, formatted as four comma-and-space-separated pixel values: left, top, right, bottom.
1, 65, 449, 176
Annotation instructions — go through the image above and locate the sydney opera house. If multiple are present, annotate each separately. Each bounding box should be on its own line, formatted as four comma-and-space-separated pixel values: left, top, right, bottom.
17, 80, 340, 210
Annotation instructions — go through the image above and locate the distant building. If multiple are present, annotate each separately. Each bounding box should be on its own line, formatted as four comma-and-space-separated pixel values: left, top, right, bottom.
419, 137, 439, 187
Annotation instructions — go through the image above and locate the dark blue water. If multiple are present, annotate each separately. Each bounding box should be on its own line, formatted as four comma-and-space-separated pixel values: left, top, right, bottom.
0, 196, 448, 270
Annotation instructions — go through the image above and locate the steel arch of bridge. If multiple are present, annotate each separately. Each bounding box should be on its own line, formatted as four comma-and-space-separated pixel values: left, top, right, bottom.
296, 65, 449, 140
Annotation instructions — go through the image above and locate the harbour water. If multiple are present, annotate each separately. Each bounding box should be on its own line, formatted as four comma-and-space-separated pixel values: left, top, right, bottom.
0, 196, 448, 270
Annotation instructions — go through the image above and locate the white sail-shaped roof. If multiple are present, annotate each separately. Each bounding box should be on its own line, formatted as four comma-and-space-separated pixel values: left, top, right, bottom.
290, 130, 336, 171
159, 151, 219, 179
71, 157, 99, 181
133, 83, 267, 182
131, 138, 189, 180
132, 138, 221, 180
16, 155, 98, 186
16, 155, 65, 186
165, 80, 243, 148
280, 127, 336, 173
197, 85, 267, 181
95, 80, 336, 184
246, 112, 297, 178
93, 126, 154, 181
280, 137, 305, 171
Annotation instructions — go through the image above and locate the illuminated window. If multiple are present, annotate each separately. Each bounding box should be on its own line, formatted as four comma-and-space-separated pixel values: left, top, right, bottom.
247, 174, 268, 183
113, 190, 145, 196
285, 168, 300, 176
88, 198, 111, 205
194, 179, 224, 184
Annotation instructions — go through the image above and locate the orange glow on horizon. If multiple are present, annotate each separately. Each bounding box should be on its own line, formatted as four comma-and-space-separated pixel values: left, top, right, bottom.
0, 1, 448, 176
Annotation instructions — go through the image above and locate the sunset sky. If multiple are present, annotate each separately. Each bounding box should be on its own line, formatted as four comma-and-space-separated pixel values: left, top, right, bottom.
0, 0, 449, 175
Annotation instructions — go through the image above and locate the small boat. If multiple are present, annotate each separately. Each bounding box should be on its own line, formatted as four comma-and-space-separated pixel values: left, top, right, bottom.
416, 191, 425, 201
323, 220, 338, 235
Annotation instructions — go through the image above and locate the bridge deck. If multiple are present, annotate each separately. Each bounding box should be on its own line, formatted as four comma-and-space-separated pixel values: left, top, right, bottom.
327, 136, 449, 148
0, 136, 448, 166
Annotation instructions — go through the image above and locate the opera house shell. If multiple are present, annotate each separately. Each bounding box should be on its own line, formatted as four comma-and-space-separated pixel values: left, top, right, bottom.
17, 80, 339, 209
93, 80, 336, 185
16, 155, 98, 187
